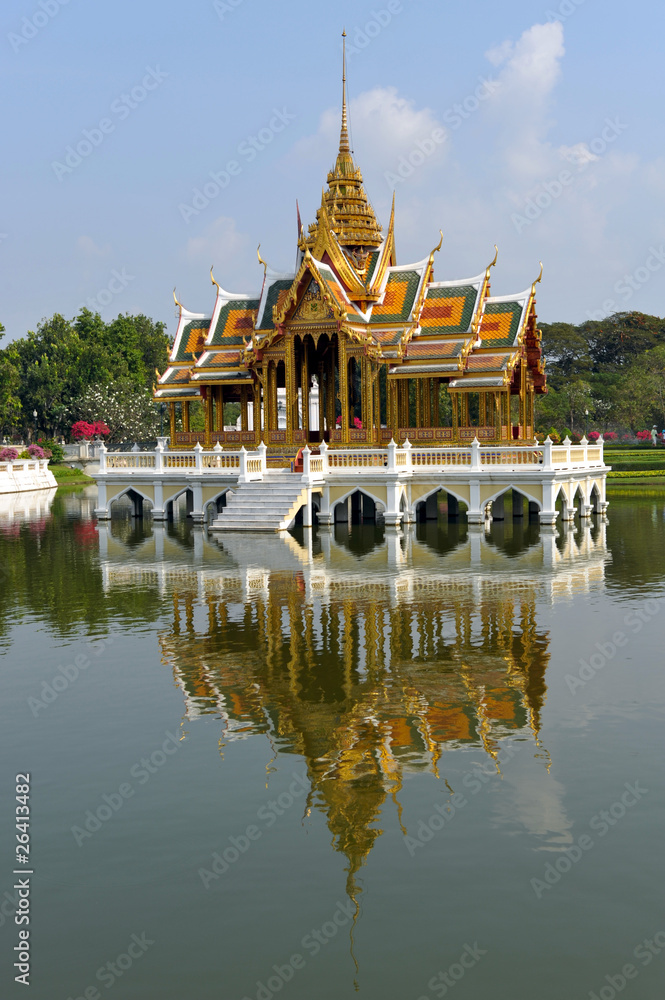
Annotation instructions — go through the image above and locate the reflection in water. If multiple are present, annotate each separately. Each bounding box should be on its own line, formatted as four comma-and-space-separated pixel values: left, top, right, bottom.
0, 486, 57, 529
99, 520, 608, 899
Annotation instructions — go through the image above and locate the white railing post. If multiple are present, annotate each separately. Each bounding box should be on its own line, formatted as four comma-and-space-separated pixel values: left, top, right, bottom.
194, 440, 203, 473
542, 436, 553, 472
257, 440, 267, 473
387, 438, 397, 472
155, 440, 164, 473
597, 435, 604, 467
470, 437, 481, 471
319, 439, 329, 474
580, 434, 588, 466
156, 436, 170, 451
239, 445, 248, 482
98, 442, 107, 472
302, 445, 311, 477
403, 437, 412, 471
563, 435, 571, 468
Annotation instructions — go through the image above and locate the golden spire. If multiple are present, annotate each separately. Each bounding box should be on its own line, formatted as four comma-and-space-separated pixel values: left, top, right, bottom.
340, 30, 350, 155
304, 32, 382, 255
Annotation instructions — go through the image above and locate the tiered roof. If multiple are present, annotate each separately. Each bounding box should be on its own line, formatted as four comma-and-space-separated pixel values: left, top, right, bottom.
156, 44, 546, 400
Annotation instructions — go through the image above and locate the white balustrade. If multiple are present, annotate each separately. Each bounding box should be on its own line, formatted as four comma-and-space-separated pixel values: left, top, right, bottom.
95, 438, 605, 479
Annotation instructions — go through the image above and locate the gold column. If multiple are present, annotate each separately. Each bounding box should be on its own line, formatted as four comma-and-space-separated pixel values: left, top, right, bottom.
252, 384, 261, 444
301, 348, 309, 439
169, 402, 176, 444
338, 337, 349, 443
432, 379, 440, 426
528, 387, 535, 438
285, 339, 296, 444
399, 380, 409, 429
240, 386, 249, 432
389, 379, 398, 440
265, 363, 273, 436
423, 378, 432, 427
182, 400, 190, 433
215, 386, 224, 433
415, 379, 422, 428
204, 389, 213, 447
325, 350, 335, 434
270, 362, 279, 435
479, 391, 487, 428
452, 393, 459, 439
361, 356, 372, 435
373, 363, 381, 443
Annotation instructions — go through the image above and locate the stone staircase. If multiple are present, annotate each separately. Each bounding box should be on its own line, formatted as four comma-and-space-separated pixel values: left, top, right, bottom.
210, 473, 308, 532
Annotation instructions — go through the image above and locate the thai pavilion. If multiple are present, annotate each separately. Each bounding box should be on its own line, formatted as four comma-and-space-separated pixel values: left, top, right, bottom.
154, 44, 547, 465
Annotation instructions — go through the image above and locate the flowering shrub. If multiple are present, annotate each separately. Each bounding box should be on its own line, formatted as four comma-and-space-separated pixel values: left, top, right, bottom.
604, 431, 617, 441
335, 417, 364, 429
622, 434, 634, 442
71, 420, 110, 440
588, 431, 600, 442
37, 438, 62, 463
0, 447, 19, 461
636, 430, 651, 441
27, 445, 46, 459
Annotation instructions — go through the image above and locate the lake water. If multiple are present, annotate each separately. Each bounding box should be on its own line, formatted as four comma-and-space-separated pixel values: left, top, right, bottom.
1, 487, 664, 1000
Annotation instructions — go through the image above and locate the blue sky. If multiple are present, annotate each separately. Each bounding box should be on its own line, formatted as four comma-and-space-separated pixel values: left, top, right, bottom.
1, 0, 663, 344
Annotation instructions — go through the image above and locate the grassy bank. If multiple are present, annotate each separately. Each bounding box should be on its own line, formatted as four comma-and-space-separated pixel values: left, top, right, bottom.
50, 464, 95, 485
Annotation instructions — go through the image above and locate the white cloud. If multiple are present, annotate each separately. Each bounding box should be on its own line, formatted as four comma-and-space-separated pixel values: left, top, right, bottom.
559, 143, 599, 167
77, 235, 111, 258
275, 20, 664, 320
288, 87, 447, 192
185, 215, 249, 268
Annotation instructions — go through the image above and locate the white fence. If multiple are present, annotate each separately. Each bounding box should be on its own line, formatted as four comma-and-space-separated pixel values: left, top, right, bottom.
0, 458, 57, 495
97, 435, 606, 480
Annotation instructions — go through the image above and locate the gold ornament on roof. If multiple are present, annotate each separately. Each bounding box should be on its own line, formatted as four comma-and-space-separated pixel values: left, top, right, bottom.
305, 30, 383, 254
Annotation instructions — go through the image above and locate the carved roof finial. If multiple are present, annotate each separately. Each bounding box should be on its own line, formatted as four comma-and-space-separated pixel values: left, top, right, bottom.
340, 30, 350, 155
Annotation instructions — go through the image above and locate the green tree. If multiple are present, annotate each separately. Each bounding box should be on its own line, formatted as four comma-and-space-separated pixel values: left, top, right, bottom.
0, 311, 170, 440
70, 379, 159, 442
